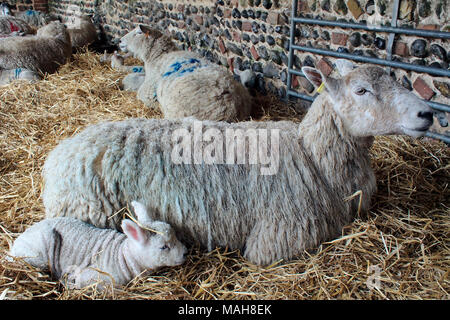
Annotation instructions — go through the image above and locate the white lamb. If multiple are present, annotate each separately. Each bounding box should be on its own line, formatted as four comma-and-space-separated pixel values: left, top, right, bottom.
119, 25, 252, 121
42, 60, 434, 265
0, 21, 72, 74
9, 201, 187, 289
0, 67, 41, 85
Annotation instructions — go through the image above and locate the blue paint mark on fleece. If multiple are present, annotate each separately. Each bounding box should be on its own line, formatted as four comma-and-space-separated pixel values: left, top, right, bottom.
162, 58, 202, 78
132, 66, 144, 73
26, 10, 35, 16
14, 68, 22, 79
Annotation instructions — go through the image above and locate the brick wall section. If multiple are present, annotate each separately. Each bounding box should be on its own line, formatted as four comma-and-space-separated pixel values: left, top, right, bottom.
43, 0, 449, 110
6, 0, 48, 12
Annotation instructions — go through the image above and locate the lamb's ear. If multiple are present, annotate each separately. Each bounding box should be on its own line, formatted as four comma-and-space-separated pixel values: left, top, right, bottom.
131, 201, 153, 225
122, 219, 147, 245
334, 59, 355, 77
302, 66, 340, 95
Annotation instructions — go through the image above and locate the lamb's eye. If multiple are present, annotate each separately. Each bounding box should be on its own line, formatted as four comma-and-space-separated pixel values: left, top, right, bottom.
355, 88, 367, 95
160, 245, 170, 250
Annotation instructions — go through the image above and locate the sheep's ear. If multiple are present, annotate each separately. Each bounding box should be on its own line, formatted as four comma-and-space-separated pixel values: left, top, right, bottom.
302, 66, 340, 95
122, 219, 147, 245
334, 59, 355, 77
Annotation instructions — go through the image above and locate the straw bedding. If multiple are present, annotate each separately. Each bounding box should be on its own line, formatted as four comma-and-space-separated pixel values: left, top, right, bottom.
0, 51, 448, 300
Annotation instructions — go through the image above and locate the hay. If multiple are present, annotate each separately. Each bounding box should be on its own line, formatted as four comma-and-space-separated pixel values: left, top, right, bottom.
0, 51, 448, 300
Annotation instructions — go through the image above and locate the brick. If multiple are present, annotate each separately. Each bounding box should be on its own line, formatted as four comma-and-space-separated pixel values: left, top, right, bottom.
242, 21, 252, 32
331, 32, 348, 46
297, 0, 310, 12
218, 38, 227, 54
267, 12, 280, 25
418, 24, 440, 31
232, 31, 241, 42
228, 57, 234, 73
193, 15, 203, 25
177, 4, 184, 12
250, 45, 260, 60
393, 41, 409, 56
413, 77, 435, 100
224, 8, 231, 18
292, 75, 299, 88
231, 0, 239, 8
317, 58, 333, 77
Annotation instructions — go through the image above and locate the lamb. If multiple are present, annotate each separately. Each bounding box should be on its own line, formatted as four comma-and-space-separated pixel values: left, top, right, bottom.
110, 51, 144, 73
9, 201, 187, 289
66, 15, 98, 50
42, 60, 433, 265
0, 67, 41, 85
0, 20, 71, 74
119, 25, 252, 121
0, 15, 34, 35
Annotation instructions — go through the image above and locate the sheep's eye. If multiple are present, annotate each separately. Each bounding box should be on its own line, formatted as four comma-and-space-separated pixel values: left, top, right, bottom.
355, 88, 367, 95
160, 245, 170, 250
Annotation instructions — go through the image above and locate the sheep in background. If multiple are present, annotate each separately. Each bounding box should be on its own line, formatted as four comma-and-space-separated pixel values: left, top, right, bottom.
0, 15, 34, 35
0, 67, 41, 85
0, 21, 71, 74
119, 25, 252, 122
42, 60, 434, 265
9, 201, 187, 289
15, 9, 57, 28
66, 15, 98, 50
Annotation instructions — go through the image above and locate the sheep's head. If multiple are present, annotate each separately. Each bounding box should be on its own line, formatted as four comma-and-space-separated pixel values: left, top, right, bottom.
302, 60, 433, 138
121, 201, 187, 270
119, 24, 163, 57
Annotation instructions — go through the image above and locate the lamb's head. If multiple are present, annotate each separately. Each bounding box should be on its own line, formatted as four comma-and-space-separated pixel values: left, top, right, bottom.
119, 24, 163, 57
302, 60, 433, 138
121, 201, 187, 270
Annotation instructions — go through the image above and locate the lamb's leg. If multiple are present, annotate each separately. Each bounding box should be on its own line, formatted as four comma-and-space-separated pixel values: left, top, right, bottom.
63, 266, 114, 290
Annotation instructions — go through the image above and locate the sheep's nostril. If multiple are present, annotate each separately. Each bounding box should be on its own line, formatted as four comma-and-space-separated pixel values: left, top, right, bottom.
417, 111, 433, 123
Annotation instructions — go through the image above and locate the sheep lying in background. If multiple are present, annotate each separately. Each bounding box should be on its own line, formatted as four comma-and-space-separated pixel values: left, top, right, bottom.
9, 201, 187, 289
0, 15, 34, 35
0, 21, 71, 74
15, 9, 57, 28
66, 15, 98, 50
0, 67, 41, 85
119, 25, 252, 121
42, 60, 434, 265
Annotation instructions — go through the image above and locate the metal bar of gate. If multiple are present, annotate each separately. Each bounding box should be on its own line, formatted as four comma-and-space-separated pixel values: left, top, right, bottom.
286, 3, 450, 144
291, 17, 450, 39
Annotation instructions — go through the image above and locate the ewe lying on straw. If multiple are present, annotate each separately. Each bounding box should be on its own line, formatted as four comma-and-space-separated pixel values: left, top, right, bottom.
119, 25, 252, 121
0, 21, 71, 74
43, 60, 434, 265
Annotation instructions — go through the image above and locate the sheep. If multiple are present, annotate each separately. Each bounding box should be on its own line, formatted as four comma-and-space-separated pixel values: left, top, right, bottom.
119, 25, 252, 122
0, 15, 34, 35
0, 21, 71, 74
15, 9, 57, 28
0, 67, 41, 85
42, 60, 433, 265
9, 201, 187, 289
65, 15, 98, 50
